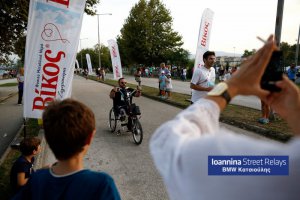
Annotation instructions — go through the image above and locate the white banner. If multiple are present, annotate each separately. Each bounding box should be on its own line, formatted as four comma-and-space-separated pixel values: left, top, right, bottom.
75, 59, 80, 69
24, 0, 86, 118
108, 39, 123, 80
86, 54, 93, 75
194, 8, 214, 71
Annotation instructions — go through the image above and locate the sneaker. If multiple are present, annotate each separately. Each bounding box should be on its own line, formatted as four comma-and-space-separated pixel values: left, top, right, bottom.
258, 118, 269, 124
17, 103, 22, 106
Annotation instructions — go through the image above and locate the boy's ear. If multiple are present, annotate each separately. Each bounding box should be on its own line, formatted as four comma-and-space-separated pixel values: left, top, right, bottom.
86, 129, 96, 145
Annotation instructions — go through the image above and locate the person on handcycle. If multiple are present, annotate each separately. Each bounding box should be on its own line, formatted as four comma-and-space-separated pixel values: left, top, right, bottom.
109, 77, 141, 131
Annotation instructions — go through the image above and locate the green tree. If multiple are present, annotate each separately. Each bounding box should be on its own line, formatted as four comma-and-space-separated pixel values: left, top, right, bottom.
242, 49, 256, 58
76, 48, 97, 69
76, 44, 111, 70
0, 0, 100, 64
93, 44, 112, 69
243, 42, 300, 66
118, 0, 185, 67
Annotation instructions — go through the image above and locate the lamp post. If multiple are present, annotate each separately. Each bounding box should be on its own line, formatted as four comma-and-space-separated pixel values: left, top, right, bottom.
296, 24, 300, 66
79, 38, 88, 69
96, 13, 112, 69
233, 47, 236, 67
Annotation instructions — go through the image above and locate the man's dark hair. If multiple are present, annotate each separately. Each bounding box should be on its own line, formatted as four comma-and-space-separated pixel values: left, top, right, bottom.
203, 51, 215, 60
118, 77, 125, 84
20, 137, 41, 156
42, 99, 95, 160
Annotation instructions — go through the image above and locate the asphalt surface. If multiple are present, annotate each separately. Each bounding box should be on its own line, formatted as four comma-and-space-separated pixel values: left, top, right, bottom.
0, 78, 23, 159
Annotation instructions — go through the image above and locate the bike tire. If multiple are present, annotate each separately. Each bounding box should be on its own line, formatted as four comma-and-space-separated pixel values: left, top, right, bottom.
109, 108, 117, 132
132, 118, 143, 145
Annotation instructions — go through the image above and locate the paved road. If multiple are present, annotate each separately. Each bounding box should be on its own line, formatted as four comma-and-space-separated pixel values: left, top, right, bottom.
43, 75, 267, 200
105, 73, 262, 110
0, 78, 23, 159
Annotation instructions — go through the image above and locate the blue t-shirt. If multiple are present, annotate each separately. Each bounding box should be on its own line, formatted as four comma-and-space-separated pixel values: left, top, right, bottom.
12, 169, 121, 200
10, 156, 35, 194
159, 75, 167, 90
287, 67, 297, 80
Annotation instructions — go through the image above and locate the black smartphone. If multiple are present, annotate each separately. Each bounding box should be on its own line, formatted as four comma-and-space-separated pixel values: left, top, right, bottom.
260, 50, 283, 92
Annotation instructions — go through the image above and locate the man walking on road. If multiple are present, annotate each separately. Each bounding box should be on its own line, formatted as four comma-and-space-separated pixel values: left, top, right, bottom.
190, 51, 216, 103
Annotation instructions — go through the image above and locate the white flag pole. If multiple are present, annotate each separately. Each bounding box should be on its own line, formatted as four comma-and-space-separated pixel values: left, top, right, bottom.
193, 8, 214, 72
108, 39, 123, 80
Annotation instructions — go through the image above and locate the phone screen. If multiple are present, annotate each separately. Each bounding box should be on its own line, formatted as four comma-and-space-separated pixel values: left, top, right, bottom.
260, 50, 283, 92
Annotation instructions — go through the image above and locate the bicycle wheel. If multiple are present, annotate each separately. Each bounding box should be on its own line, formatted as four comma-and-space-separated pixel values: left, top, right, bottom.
132, 118, 143, 145
109, 108, 117, 132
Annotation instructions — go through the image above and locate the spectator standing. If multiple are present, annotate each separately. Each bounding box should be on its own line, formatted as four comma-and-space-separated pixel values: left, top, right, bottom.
182, 67, 187, 81
10, 137, 41, 194
145, 67, 149, 77
258, 100, 270, 124
190, 51, 216, 103
166, 73, 173, 99
17, 68, 24, 105
96, 68, 100, 80
134, 68, 142, 86
159, 72, 167, 99
149, 66, 153, 77
150, 35, 300, 200
218, 66, 225, 81
287, 63, 297, 82
100, 68, 106, 81
158, 63, 169, 94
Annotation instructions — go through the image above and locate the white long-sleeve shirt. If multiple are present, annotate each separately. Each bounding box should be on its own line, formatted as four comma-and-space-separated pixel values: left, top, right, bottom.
150, 99, 300, 200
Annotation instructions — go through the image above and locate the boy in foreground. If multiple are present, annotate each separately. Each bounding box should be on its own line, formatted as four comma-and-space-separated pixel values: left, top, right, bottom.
13, 99, 121, 200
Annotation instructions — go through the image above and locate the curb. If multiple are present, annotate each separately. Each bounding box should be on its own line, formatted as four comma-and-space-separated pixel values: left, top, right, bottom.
33, 129, 47, 170
0, 121, 24, 165
0, 92, 17, 103
219, 118, 292, 142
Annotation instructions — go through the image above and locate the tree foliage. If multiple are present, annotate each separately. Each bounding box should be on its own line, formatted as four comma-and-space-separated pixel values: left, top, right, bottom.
242, 49, 257, 58
0, 0, 100, 64
76, 44, 111, 70
242, 42, 300, 66
118, 0, 186, 67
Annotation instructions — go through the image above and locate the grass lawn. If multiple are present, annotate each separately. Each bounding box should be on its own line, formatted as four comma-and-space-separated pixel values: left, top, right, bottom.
0, 83, 18, 87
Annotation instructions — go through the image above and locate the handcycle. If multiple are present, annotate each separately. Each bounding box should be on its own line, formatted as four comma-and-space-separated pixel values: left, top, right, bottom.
109, 89, 143, 145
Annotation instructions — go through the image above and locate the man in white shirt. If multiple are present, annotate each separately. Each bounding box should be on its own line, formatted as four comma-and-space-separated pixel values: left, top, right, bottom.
190, 51, 216, 103
150, 35, 300, 200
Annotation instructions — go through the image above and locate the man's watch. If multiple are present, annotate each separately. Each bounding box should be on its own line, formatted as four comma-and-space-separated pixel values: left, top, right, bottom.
207, 82, 231, 104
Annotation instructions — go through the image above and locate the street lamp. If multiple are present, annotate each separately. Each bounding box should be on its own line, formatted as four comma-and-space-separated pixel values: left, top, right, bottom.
233, 47, 236, 67
96, 13, 112, 69
79, 38, 88, 69
295, 24, 300, 66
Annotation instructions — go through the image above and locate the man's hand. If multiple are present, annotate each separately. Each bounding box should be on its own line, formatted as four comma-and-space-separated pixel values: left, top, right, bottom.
110, 87, 119, 99
226, 35, 278, 101
266, 76, 300, 134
